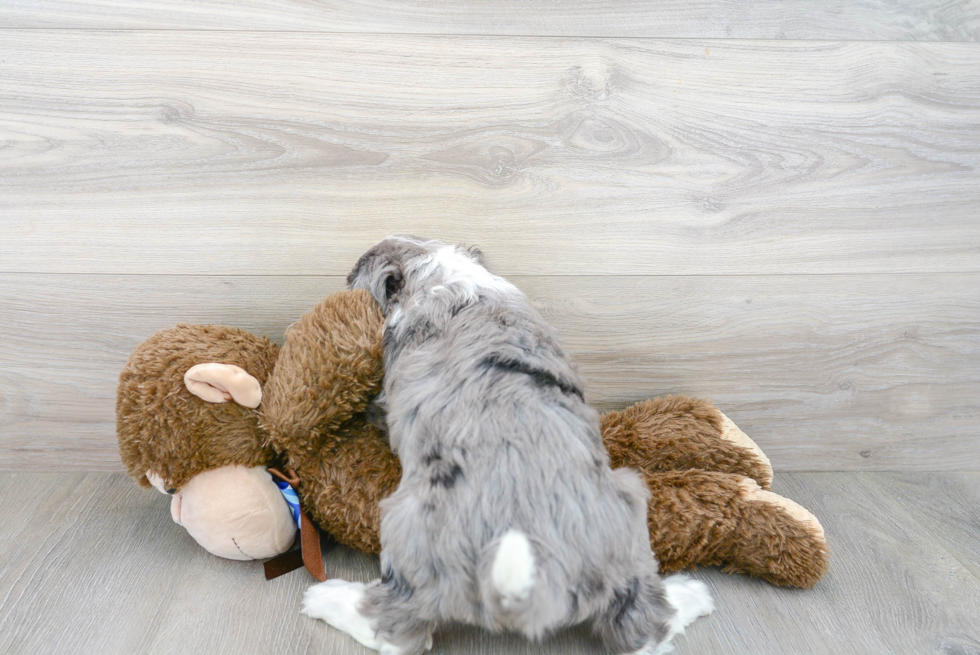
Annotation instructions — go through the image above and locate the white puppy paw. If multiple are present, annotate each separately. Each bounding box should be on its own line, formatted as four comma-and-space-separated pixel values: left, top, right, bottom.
634, 575, 714, 655
663, 574, 714, 630
303, 579, 382, 651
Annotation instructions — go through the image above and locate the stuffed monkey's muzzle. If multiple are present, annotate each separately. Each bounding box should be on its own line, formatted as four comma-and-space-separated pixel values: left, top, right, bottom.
150, 465, 296, 561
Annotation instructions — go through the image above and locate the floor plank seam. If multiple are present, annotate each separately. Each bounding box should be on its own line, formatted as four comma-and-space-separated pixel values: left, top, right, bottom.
0, 28, 979, 45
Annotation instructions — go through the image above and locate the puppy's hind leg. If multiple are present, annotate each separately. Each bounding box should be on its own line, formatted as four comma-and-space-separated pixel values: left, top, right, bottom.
591, 572, 713, 655
303, 575, 435, 655
591, 573, 672, 655
632, 574, 714, 655
361, 564, 437, 655
303, 579, 383, 650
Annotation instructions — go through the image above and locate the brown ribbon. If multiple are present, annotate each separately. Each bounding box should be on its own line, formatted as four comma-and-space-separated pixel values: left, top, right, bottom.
265, 467, 329, 582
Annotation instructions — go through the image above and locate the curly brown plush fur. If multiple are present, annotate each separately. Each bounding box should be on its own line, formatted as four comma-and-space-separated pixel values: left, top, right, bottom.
602, 396, 773, 488
642, 471, 828, 588
602, 397, 828, 588
260, 290, 393, 554
118, 290, 828, 588
261, 289, 386, 459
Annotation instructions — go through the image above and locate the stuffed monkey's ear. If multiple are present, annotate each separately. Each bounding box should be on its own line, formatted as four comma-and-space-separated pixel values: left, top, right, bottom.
184, 363, 262, 408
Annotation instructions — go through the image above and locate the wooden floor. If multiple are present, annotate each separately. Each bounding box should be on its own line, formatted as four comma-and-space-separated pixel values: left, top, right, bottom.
0, 472, 978, 655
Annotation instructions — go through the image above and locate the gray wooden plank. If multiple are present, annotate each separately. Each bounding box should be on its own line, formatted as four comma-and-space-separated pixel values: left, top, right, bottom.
0, 472, 378, 655
0, 472, 681, 655
0, 473, 187, 653
2, 473, 979, 654
2, 273, 978, 472
2, 0, 978, 40
687, 472, 980, 654
2, 33, 980, 276
873, 472, 980, 583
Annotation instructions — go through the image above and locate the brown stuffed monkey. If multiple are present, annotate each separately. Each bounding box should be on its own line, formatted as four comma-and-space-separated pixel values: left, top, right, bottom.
118, 290, 828, 588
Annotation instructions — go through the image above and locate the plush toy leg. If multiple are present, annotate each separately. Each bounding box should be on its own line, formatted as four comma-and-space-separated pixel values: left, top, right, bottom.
602, 396, 773, 489
645, 471, 829, 588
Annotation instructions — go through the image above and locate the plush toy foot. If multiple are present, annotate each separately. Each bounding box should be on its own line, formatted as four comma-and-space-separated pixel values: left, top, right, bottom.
602, 396, 773, 489
717, 413, 772, 489
727, 478, 829, 588
646, 471, 829, 588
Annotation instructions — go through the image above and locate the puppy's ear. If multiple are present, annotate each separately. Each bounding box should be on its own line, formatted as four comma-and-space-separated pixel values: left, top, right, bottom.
383, 267, 404, 302
351, 254, 404, 312
369, 260, 406, 313
465, 245, 486, 266
184, 363, 262, 408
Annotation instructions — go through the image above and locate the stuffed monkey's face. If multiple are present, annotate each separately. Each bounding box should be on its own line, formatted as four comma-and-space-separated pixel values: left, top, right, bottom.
144, 362, 296, 561
148, 465, 296, 561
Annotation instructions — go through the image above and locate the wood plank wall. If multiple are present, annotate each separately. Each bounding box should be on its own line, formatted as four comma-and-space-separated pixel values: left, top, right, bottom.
1, 3, 978, 471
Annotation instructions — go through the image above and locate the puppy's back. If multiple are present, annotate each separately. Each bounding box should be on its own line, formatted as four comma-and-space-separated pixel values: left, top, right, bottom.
382, 297, 660, 637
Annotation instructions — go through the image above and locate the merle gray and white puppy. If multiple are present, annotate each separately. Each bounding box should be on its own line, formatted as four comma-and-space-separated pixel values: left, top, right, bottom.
302, 236, 713, 655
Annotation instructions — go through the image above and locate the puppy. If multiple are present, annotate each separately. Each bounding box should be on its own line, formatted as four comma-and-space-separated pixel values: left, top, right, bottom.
303, 236, 713, 654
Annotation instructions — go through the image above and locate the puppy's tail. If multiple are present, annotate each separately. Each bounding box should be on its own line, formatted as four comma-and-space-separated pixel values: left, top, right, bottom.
489, 529, 536, 612
483, 529, 567, 638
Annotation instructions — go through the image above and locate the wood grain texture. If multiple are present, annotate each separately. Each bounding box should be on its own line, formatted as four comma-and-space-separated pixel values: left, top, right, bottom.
690, 472, 980, 654
2, 33, 980, 276
0, 473, 382, 655
1, 473, 978, 654
2, 0, 979, 40
874, 472, 980, 582
2, 273, 977, 472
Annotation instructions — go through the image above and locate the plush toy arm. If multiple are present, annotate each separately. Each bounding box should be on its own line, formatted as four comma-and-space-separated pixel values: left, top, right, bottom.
261, 290, 386, 459
602, 396, 773, 489
644, 470, 828, 588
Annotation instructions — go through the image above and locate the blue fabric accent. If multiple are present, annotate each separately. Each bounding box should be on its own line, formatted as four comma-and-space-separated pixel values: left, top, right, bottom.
276, 479, 302, 530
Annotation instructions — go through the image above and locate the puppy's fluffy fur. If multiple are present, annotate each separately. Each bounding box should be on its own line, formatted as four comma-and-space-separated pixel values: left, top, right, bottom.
303, 237, 712, 654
